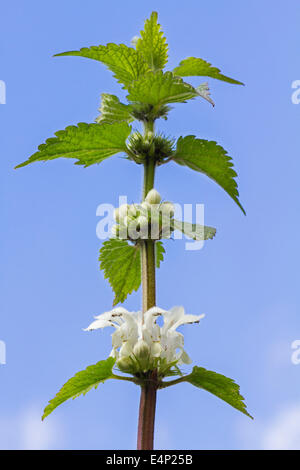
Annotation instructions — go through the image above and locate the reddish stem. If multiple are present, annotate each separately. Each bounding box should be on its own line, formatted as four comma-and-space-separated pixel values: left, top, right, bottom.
137, 371, 158, 450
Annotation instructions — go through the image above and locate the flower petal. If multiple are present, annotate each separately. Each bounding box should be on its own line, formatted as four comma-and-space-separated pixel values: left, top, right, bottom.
171, 313, 205, 331
83, 318, 113, 331
94, 307, 129, 321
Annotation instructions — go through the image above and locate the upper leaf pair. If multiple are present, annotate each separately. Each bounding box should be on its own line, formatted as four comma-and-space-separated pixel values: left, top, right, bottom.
15, 122, 244, 214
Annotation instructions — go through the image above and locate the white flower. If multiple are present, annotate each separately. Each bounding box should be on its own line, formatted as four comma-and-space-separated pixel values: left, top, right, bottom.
84, 305, 204, 374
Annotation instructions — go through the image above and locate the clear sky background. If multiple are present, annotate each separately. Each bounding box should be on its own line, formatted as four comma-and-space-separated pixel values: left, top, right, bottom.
1, 0, 300, 450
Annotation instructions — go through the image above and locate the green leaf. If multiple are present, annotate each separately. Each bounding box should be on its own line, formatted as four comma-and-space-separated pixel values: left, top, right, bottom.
42, 357, 115, 420
99, 238, 141, 306
96, 93, 134, 124
173, 57, 244, 85
172, 219, 216, 240
174, 136, 245, 214
136, 11, 168, 70
15, 122, 131, 168
127, 71, 200, 107
99, 239, 165, 305
156, 241, 165, 267
186, 366, 253, 419
54, 43, 149, 89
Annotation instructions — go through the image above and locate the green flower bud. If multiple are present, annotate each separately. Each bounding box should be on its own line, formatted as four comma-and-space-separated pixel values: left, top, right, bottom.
145, 189, 161, 205
128, 204, 139, 218
160, 201, 175, 217
111, 224, 120, 237
140, 201, 151, 213
116, 356, 136, 374
118, 204, 130, 221
136, 215, 149, 229
151, 342, 162, 358
123, 215, 136, 227
118, 223, 129, 240
133, 339, 150, 360
113, 208, 120, 222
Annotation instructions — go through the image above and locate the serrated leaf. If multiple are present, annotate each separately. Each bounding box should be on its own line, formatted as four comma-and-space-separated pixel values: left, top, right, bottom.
99, 238, 141, 306
99, 239, 165, 305
54, 43, 149, 89
136, 11, 168, 70
15, 122, 131, 168
156, 241, 165, 267
174, 136, 245, 214
173, 57, 244, 85
127, 71, 200, 107
186, 366, 253, 419
42, 357, 115, 420
172, 219, 216, 240
96, 93, 134, 124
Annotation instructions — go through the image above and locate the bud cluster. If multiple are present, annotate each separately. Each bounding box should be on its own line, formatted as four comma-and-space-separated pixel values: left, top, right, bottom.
111, 189, 175, 241
130, 103, 172, 123
127, 131, 175, 165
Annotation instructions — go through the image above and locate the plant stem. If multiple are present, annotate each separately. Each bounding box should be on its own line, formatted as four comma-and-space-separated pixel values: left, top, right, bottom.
141, 239, 156, 315
137, 371, 158, 450
137, 119, 158, 450
142, 157, 156, 200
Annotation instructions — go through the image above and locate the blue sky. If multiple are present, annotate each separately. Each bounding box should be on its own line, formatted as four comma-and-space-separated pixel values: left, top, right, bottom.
1, 0, 300, 450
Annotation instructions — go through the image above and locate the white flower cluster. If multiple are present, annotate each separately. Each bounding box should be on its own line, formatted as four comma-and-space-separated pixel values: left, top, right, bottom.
111, 189, 175, 241
84, 306, 204, 376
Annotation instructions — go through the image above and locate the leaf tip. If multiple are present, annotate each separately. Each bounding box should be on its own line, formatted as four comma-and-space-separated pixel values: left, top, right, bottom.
14, 162, 25, 169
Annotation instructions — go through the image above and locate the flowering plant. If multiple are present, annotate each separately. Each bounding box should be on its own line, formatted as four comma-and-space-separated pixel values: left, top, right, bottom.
16, 12, 252, 449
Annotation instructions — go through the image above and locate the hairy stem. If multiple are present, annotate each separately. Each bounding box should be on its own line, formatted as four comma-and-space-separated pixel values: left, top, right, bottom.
137, 119, 158, 450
